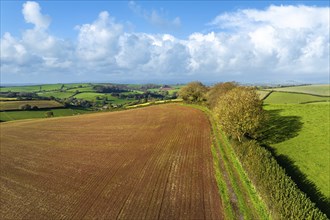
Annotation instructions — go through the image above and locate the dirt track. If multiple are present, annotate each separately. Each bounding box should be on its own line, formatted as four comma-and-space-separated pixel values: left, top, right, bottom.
0, 104, 223, 219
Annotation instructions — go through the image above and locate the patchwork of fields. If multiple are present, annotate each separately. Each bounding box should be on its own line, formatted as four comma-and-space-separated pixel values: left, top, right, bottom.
0, 104, 223, 219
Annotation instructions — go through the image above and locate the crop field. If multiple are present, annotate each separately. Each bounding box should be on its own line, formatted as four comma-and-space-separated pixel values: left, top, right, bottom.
263, 92, 329, 104
268, 84, 330, 96
0, 100, 63, 111
0, 97, 17, 101
264, 103, 330, 198
0, 104, 223, 219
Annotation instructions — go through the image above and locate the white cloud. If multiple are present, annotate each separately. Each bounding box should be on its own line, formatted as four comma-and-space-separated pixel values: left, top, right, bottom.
1, 2, 329, 83
115, 33, 152, 69
76, 11, 123, 63
128, 1, 181, 29
209, 5, 329, 30
1, 1, 73, 79
22, 1, 51, 30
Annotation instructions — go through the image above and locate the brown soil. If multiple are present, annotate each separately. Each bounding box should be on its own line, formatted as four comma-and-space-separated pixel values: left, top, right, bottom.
0, 104, 223, 219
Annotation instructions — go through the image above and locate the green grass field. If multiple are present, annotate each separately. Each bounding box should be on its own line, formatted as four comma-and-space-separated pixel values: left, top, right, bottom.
264, 92, 329, 104
0, 84, 65, 92
264, 103, 330, 198
73, 92, 133, 104
0, 108, 92, 122
0, 85, 43, 92
37, 91, 76, 99
0, 83, 92, 93
268, 84, 330, 96
66, 86, 95, 92
0, 100, 63, 111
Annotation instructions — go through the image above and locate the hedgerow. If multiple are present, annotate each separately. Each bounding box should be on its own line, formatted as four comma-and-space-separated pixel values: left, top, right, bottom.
232, 140, 327, 219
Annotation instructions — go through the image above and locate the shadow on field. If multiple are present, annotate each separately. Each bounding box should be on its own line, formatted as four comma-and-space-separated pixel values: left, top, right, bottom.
258, 110, 330, 217
258, 109, 303, 145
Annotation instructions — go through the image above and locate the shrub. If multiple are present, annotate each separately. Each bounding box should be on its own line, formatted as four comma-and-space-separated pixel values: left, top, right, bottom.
19, 104, 32, 110
45, 111, 54, 118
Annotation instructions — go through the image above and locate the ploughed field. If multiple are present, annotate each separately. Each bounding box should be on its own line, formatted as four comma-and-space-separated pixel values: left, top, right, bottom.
0, 104, 223, 219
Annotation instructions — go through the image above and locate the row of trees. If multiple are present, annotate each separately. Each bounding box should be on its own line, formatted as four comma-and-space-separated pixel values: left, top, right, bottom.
179, 81, 264, 142
178, 82, 326, 219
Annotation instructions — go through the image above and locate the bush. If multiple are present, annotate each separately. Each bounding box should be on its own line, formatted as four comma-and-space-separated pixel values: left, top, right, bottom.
31, 105, 39, 110
232, 140, 326, 219
19, 104, 32, 110
45, 111, 54, 118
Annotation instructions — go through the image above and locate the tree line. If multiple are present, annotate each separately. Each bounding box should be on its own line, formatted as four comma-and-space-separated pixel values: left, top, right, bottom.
179, 81, 264, 142
178, 81, 327, 219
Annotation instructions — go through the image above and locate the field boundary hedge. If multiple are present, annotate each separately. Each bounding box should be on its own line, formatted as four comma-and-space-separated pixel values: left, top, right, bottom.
261, 90, 272, 100
232, 140, 328, 219
186, 102, 328, 219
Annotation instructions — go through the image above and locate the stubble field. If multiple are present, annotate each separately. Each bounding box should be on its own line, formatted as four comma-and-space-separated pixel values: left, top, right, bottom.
0, 104, 223, 219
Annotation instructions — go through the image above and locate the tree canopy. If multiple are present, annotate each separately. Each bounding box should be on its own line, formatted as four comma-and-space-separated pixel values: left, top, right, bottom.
207, 82, 238, 109
178, 81, 208, 103
214, 86, 265, 142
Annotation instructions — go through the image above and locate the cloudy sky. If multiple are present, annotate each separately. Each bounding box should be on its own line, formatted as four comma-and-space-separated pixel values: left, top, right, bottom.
1, 1, 329, 84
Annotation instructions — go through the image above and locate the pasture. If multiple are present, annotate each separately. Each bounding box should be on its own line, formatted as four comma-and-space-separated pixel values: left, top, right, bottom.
74, 92, 132, 104
268, 84, 330, 96
0, 83, 92, 93
264, 103, 330, 198
0, 100, 63, 111
66, 86, 95, 92
0, 108, 91, 122
37, 91, 75, 99
263, 92, 329, 104
0, 104, 223, 219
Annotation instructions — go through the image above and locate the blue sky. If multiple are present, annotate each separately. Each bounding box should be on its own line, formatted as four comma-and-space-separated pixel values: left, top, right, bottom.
1, 1, 329, 84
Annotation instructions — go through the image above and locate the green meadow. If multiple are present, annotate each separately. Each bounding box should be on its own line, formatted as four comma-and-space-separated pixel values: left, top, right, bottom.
66, 86, 96, 92
263, 103, 330, 198
269, 84, 330, 96
37, 91, 76, 99
264, 92, 329, 104
73, 92, 133, 104
0, 83, 92, 93
0, 108, 92, 122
